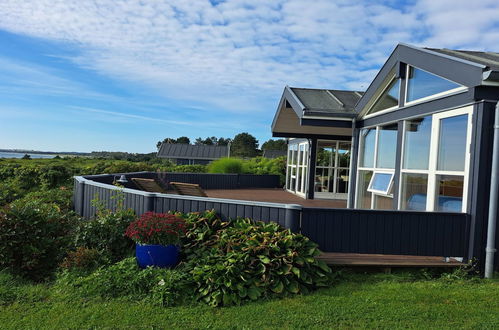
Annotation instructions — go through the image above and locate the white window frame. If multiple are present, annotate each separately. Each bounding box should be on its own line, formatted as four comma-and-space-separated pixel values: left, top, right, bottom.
368, 172, 395, 195
404, 65, 468, 107
355, 125, 396, 209
398, 106, 473, 213
315, 140, 351, 196
286, 140, 309, 197
363, 75, 400, 119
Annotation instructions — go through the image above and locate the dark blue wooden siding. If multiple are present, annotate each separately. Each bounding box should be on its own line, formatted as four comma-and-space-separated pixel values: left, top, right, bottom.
301, 208, 471, 257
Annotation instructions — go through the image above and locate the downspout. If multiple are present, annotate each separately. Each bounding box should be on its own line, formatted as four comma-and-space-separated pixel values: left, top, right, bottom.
485, 101, 499, 278
347, 118, 356, 209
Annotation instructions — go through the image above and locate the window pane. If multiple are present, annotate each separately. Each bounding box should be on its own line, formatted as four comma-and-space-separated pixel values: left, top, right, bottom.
369, 172, 393, 193
406, 67, 461, 102
336, 169, 349, 194
400, 173, 428, 211
436, 175, 463, 212
360, 129, 375, 168
317, 145, 333, 166
376, 124, 398, 168
437, 114, 468, 171
356, 171, 372, 209
403, 117, 432, 170
314, 167, 329, 192
338, 142, 350, 167
369, 78, 400, 114
374, 195, 394, 210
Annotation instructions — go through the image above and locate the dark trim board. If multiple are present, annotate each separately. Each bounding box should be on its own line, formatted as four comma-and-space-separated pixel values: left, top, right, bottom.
272, 132, 352, 141
300, 118, 353, 128
358, 89, 475, 128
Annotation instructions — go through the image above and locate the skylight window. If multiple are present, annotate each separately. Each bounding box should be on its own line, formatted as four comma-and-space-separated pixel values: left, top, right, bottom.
367, 78, 400, 115
367, 172, 394, 195
406, 67, 462, 103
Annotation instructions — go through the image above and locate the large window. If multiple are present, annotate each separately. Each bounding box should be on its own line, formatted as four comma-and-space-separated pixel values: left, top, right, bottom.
406, 66, 462, 103
367, 78, 400, 116
398, 108, 471, 212
315, 141, 350, 197
356, 124, 397, 210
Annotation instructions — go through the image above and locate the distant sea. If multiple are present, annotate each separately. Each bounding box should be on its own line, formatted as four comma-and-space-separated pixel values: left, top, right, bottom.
0, 152, 55, 159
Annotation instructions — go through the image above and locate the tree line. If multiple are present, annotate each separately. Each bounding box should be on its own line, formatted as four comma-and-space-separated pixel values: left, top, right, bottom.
157, 133, 286, 158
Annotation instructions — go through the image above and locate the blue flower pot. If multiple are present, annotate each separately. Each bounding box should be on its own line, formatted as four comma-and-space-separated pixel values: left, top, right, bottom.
135, 244, 179, 269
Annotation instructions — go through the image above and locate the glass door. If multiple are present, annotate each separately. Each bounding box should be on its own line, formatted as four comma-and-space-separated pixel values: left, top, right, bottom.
426, 107, 472, 212
315, 140, 351, 199
286, 141, 309, 197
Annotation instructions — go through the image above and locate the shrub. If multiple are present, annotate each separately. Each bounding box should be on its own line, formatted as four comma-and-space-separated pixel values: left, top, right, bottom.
171, 164, 207, 173
125, 212, 186, 245
208, 158, 244, 174
22, 187, 73, 211
74, 193, 136, 262
59, 247, 102, 272
0, 181, 23, 206
180, 210, 334, 307
0, 199, 75, 280
242, 156, 286, 185
58, 257, 192, 306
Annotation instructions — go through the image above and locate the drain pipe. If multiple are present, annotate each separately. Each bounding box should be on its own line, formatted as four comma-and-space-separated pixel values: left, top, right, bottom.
347, 118, 356, 209
485, 101, 499, 278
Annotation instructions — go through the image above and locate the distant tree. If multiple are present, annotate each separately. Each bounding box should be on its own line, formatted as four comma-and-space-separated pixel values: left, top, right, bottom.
22, 153, 31, 160
176, 136, 190, 144
217, 137, 232, 146
231, 133, 258, 158
156, 138, 176, 149
261, 139, 286, 151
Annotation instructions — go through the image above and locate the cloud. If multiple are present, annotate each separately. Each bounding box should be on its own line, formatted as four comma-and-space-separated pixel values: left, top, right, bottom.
0, 0, 498, 116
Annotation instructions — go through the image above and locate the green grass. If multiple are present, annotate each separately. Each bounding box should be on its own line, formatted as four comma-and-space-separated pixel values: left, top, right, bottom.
1, 272, 498, 329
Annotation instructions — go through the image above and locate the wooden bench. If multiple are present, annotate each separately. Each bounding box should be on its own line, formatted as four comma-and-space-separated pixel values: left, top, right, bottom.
169, 182, 208, 197
131, 178, 167, 193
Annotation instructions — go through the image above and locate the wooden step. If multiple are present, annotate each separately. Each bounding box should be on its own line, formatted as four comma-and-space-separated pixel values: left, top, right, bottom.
317, 252, 464, 267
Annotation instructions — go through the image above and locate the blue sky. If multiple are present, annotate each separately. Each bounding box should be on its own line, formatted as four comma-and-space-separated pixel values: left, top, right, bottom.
0, 0, 498, 153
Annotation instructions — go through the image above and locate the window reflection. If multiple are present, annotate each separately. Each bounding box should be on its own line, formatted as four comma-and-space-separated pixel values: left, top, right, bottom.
376, 124, 398, 169
406, 67, 461, 102
437, 114, 468, 171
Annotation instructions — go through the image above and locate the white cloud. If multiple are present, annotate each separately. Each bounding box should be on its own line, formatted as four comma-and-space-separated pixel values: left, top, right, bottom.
0, 0, 498, 115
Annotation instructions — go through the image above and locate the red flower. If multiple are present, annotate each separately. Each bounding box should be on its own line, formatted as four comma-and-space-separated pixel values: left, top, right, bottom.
125, 212, 186, 245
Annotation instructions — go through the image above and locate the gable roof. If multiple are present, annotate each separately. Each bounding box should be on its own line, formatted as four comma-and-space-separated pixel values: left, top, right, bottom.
355, 43, 498, 115
271, 86, 361, 139
289, 87, 363, 118
157, 143, 229, 160
426, 48, 499, 72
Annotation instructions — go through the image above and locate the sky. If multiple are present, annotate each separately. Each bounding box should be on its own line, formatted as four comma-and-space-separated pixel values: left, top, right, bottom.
0, 0, 499, 153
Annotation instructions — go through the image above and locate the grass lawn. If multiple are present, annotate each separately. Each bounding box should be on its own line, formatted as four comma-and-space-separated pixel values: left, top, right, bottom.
1, 272, 498, 329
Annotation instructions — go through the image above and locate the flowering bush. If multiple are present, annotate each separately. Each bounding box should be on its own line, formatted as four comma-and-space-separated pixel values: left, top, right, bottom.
125, 212, 186, 246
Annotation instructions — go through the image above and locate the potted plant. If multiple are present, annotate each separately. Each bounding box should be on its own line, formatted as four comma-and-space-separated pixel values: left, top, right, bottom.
125, 212, 186, 268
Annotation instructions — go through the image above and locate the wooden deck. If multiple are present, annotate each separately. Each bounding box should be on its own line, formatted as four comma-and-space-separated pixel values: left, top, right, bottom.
317, 253, 464, 268
203, 188, 347, 208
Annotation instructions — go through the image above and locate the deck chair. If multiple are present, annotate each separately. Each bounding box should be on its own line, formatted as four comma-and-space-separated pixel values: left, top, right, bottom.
169, 182, 208, 197
131, 178, 167, 193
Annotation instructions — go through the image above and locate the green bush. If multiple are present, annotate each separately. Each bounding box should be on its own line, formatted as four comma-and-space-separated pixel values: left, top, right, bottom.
22, 187, 74, 211
208, 158, 244, 174
59, 247, 103, 273
0, 181, 23, 206
180, 210, 334, 307
0, 199, 75, 280
58, 257, 191, 306
74, 194, 136, 262
242, 156, 286, 185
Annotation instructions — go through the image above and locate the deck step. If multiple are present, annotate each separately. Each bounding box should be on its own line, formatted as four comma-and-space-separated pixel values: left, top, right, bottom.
317, 253, 464, 268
